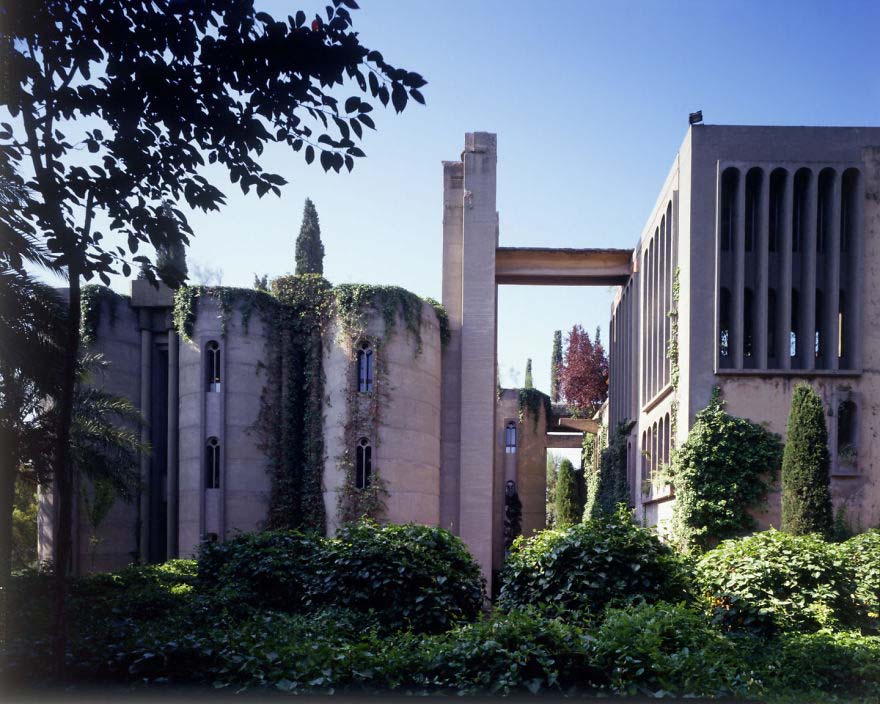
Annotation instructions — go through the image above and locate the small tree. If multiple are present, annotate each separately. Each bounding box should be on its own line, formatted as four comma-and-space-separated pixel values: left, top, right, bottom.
555, 459, 582, 527
545, 452, 561, 528
295, 198, 325, 275
781, 384, 833, 537
550, 330, 562, 402
559, 324, 608, 415
523, 358, 533, 389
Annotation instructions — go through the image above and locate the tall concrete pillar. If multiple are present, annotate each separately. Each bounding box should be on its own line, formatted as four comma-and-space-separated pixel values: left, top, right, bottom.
803, 171, 818, 371
166, 328, 179, 558
456, 132, 498, 589
138, 322, 151, 563
440, 159, 464, 533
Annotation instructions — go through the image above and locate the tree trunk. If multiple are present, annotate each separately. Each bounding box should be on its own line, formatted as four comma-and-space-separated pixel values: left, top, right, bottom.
51, 270, 80, 678
0, 439, 15, 643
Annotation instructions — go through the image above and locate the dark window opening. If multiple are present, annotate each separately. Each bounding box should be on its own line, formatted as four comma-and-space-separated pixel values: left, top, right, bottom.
719, 287, 731, 361
720, 169, 738, 252
837, 399, 857, 458
206, 437, 220, 489
790, 289, 800, 359
357, 344, 374, 392
768, 288, 777, 360
206, 340, 221, 392
744, 288, 754, 358
505, 421, 517, 454
355, 437, 372, 489
815, 290, 824, 360
745, 168, 762, 253
838, 290, 847, 361
817, 169, 835, 254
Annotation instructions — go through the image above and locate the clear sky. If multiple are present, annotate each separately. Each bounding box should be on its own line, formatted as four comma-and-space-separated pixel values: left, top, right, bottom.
88, 0, 880, 396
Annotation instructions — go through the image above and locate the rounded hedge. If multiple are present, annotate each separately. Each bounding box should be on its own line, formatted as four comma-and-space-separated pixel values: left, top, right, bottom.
497, 507, 691, 617
695, 529, 862, 633
839, 529, 880, 625
197, 522, 485, 633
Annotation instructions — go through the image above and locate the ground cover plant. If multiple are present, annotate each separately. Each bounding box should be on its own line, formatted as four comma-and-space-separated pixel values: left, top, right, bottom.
3, 518, 880, 701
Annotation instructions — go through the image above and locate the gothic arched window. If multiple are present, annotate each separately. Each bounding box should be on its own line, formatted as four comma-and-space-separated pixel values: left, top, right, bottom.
355, 437, 372, 489
206, 437, 220, 489
357, 343, 374, 392
206, 340, 221, 392
505, 421, 517, 454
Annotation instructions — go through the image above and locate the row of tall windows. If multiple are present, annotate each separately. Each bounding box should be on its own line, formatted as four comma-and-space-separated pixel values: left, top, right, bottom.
718, 165, 861, 371
610, 279, 635, 428
640, 200, 675, 404
641, 412, 671, 486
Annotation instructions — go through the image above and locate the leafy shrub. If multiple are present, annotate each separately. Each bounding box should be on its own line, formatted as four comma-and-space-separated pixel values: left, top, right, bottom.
584, 421, 631, 519
695, 529, 862, 633
318, 521, 485, 633
781, 383, 833, 536
498, 506, 691, 617
668, 391, 782, 550
197, 522, 484, 633
594, 602, 744, 697
555, 458, 581, 527
839, 529, 880, 625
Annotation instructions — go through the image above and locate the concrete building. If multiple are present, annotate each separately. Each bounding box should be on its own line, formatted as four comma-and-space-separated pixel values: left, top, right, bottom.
40, 125, 880, 589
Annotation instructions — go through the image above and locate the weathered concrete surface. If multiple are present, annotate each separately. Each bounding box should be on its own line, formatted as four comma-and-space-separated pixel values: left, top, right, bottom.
495, 248, 632, 286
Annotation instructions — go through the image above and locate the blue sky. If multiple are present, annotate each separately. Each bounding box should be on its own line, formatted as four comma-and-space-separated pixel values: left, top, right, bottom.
86, 0, 880, 395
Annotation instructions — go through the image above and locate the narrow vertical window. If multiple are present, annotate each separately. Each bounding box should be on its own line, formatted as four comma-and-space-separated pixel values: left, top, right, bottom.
790, 289, 800, 359
767, 288, 777, 361
792, 169, 810, 253
355, 437, 372, 489
719, 287, 732, 361
664, 412, 671, 463
745, 168, 762, 253
206, 340, 221, 392
505, 421, 517, 454
837, 400, 857, 459
357, 343, 374, 392
206, 437, 220, 489
815, 290, 824, 361
817, 169, 835, 254
743, 288, 754, 359
768, 169, 786, 253
838, 290, 847, 362
720, 168, 738, 252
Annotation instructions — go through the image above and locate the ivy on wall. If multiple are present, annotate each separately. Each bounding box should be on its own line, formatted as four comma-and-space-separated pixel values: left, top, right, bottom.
80, 284, 126, 344
667, 266, 680, 442
584, 421, 632, 520
517, 388, 551, 430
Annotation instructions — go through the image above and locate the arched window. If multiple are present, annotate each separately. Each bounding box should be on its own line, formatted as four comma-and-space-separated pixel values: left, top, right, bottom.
355, 437, 372, 489
719, 287, 732, 361
206, 340, 221, 392
720, 168, 738, 252
505, 421, 517, 454
206, 437, 220, 489
357, 343, 374, 392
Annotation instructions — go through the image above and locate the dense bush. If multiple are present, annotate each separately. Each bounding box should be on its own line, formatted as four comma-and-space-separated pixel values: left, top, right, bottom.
839, 529, 880, 625
554, 458, 581, 526
584, 421, 631, 519
695, 529, 861, 633
498, 506, 691, 617
781, 383, 833, 536
198, 522, 484, 633
668, 391, 782, 551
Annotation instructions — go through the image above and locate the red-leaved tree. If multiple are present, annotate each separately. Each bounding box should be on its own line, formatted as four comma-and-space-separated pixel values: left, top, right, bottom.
559, 325, 608, 415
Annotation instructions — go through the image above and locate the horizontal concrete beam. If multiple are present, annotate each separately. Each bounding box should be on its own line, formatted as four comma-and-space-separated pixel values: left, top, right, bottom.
495, 247, 633, 286
549, 417, 600, 434
545, 433, 584, 449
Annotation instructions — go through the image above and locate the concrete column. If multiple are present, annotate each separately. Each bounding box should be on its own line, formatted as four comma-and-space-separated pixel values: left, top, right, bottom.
440, 159, 464, 533
780, 171, 794, 370
166, 328, 179, 558
138, 324, 151, 563
756, 170, 771, 369
855, 151, 874, 371
733, 168, 746, 369
803, 170, 818, 371
827, 172, 842, 370
458, 132, 498, 590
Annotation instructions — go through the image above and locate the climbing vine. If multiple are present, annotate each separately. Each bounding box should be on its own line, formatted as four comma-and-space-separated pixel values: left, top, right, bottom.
667, 266, 680, 442
517, 388, 552, 430
80, 285, 125, 344
584, 420, 633, 520
172, 285, 276, 340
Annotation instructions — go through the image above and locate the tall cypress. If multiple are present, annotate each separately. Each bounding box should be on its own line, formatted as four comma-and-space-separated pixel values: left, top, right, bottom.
524, 358, 533, 389
550, 330, 562, 402
781, 384, 833, 536
556, 459, 582, 527
295, 198, 325, 275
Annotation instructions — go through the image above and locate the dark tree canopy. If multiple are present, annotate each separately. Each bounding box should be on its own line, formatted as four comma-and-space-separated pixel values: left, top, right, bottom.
295, 198, 325, 275
781, 384, 833, 537
559, 324, 608, 416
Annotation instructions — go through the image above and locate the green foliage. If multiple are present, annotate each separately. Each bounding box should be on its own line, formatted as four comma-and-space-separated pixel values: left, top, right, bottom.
545, 452, 560, 528
781, 383, 833, 537
79, 285, 124, 344
554, 459, 581, 527
523, 358, 533, 389
695, 529, 862, 634
669, 390, 782, 550
498, 506, 692, 618
295, 198, 325, 275
503, 487, 522, 549
594, 602, 743, 697
839, 530, 880, 626
550, 329, 562, 402
155, 232, 188, 288
197, 522, 485, 635
517, 387, 551, 430
11, 478, 37, 570
423, 297, 450, 347
334, 283, 434, 353
585, 421, 631, 519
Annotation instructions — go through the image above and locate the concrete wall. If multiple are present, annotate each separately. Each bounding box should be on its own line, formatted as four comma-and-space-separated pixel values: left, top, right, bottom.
178, 297, 271, 556
323, 302, 442, 535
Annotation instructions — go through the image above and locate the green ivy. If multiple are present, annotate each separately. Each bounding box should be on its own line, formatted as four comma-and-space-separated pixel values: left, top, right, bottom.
423, 297, 450, 347
80, 285, 126, 344
667, 267, 680, 441
517, 388, 551, 430
584, 421, 632, 520
172, 285, 277, 341
668, 389, 783, 552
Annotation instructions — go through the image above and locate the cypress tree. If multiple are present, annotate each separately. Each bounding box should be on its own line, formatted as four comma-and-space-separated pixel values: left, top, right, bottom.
556, 459, 582, 527
524, 358, 533, 389
550, 330, 562, 402
781, 384, 833, 536
295, 198, 325, 275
